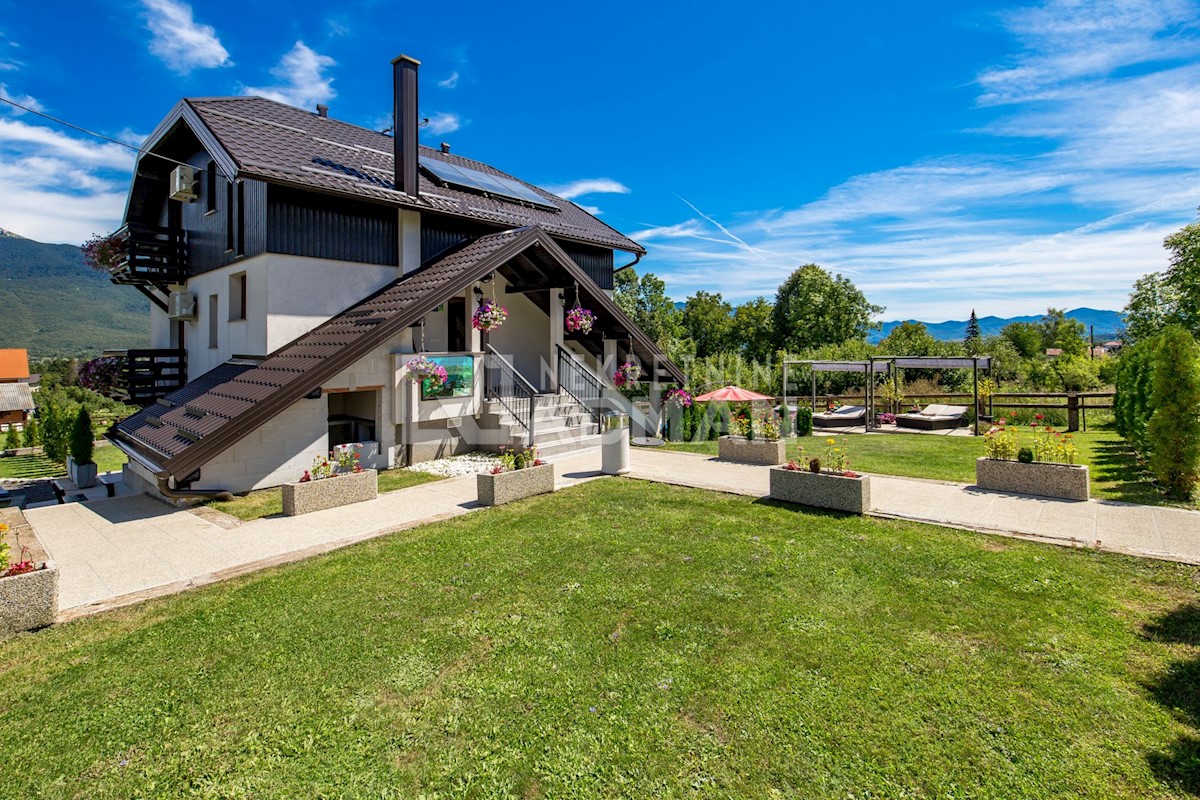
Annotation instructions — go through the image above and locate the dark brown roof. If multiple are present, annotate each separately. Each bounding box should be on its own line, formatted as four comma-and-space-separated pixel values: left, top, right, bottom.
184, 96, 644, 255
110, 226, 682, 482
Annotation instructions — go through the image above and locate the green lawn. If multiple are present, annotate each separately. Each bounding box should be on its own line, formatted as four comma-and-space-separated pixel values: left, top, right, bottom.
205, 468, 444, 521
663, 426, 1186, 508
2, 479, 1199, 797
0, 444, 126, 480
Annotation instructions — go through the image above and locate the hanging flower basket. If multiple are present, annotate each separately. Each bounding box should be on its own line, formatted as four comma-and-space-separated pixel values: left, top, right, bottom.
664, 388, 693, 408
472, 298, 507, 332
406, 355, 448, 387
613, 361, 641, 388
565, 306, 596, 335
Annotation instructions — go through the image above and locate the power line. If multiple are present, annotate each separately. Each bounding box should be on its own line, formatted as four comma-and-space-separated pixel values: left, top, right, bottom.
0, 94, 228, 177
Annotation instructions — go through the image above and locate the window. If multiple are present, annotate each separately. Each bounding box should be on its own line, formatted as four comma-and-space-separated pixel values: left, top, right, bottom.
208, 294, 219, 349
225, 181, 234, 251
206, 161, 217, 214
229, 272, 247, 321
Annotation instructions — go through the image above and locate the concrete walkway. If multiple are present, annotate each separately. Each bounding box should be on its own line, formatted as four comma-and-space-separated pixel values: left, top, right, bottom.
625, 448, 1200, 564
23, 446, 1200, 621
27, 451, 604, 618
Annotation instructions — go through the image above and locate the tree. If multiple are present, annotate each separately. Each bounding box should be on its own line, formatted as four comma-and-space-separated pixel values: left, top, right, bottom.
772, 264, 882, 351
731, 297, 775, 363
681, 291, 734, 359
1164, 220, 1200, 336
1147, 326, 1200, 498
613, 269, 684, 348
1001, 321, 1043, 358
965, 310, 982, 352
879, 321, 938, 356
4, 426, 20, 451
1123, 272, 1179, 343
1040, 308, 1086, 356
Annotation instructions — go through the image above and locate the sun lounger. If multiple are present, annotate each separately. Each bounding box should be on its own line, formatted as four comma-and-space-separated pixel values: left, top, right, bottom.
895, 404, 968, 430
813, 405, 867, 428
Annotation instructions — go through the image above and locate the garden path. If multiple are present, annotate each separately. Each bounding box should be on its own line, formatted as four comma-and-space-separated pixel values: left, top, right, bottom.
626, 448, 1200, 564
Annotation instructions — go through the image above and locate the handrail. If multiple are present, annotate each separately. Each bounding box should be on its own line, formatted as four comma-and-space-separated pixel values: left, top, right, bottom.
556, 344, 603, 424
484, 344, 536, 447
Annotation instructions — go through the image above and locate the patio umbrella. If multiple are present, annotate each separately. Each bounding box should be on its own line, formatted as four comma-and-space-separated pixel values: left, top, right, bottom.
694, 385, 774, 403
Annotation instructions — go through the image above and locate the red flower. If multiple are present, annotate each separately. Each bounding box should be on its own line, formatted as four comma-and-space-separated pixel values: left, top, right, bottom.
1035, 413, 1044, 421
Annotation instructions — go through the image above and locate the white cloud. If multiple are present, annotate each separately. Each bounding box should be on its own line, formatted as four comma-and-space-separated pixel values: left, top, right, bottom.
243, 41, 336, 109
437, 71, 459, 89
0, 117, 132, 169
142, 0, 231, 74
0, 84, 43, 115
638, 0, 1200, 320
579, 205, 602, 216
423, 112, 460, 136
545, 177, 630, 200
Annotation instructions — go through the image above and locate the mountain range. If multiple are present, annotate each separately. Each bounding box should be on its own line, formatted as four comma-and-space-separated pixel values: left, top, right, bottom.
869, 308, 1124, 344
0, 227, 148, 359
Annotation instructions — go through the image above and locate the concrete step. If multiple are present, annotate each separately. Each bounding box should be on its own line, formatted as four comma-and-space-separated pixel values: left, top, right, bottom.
536, 432, 605, 458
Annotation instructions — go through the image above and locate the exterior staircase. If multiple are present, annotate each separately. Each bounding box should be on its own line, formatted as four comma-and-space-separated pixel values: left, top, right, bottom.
480, 392, 603, 457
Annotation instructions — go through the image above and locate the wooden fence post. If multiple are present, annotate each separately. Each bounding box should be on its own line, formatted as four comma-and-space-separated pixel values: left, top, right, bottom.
1067, 393, 1080, 432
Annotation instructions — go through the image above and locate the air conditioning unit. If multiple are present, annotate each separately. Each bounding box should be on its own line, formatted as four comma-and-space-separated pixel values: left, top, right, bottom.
169, 165, 198, 202
168, 290, 196, 320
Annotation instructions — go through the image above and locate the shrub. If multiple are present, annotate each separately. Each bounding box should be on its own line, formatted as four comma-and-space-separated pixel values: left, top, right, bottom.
795, 407, 813, 437
4, 426, 20, 451
21, 418, 38, 448
1017, 447, 1034, 464
38, 397, 77, 464
71, 407, 95, 465
1147, 326, 1200, 498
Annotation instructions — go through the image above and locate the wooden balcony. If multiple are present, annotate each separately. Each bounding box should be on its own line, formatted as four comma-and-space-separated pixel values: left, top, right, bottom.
108, 224, 187, 287
103, 349, 187, 405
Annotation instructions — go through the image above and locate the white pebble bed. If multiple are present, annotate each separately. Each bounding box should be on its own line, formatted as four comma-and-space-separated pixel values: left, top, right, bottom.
405, 452, 500, 477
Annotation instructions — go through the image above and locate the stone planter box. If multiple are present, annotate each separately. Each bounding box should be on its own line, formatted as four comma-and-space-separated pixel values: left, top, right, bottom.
477, 462, 555, 506
769, 468, 871, 514
0, 563, 58, 638
67, 457, 98, 489
282, 469, 378, 516
975, 457, 1089, 501
718, 436, 786, 466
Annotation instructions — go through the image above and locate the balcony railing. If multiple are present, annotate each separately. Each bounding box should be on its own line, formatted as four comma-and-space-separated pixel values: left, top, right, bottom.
103, 349, 187, 405
108, 224, 187, 286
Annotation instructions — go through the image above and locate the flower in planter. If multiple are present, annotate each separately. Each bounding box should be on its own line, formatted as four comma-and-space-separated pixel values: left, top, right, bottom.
782, 459, 803, 472
406, 355, 449, 388
664, 388, 693, 408
613, 361, 640, 388
495, 445, 542, 472
565, 306, 596, 335
472, 298, 508, 332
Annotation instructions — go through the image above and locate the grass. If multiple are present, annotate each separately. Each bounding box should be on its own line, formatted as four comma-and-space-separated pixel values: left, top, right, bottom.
2, 479, 1200, 797
663, 425, 1189, 508
205, 468, 444, 521
0, 443, 126, 480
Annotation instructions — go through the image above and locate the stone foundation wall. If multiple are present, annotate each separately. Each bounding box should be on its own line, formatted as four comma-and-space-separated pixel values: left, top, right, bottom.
477, 463, 555, 506
282, 469, 379, 516
718, 436, 786, 466
0, 564, 58, 638
769, 468, 871, 514
975, 458, 1090, 501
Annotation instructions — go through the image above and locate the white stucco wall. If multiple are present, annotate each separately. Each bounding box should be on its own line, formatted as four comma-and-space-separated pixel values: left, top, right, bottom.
179, 253, 400, 379
199, 396, 328, 493
486, 274, 556, 390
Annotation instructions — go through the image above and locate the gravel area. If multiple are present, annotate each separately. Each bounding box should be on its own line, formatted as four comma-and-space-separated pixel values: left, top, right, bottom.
406, 453, 500, 477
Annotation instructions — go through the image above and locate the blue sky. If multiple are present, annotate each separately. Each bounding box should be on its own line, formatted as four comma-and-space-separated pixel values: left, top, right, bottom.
1, 0, 1199, 321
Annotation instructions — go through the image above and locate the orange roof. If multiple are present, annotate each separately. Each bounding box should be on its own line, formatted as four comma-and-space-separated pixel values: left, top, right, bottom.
0, 349, 29, 381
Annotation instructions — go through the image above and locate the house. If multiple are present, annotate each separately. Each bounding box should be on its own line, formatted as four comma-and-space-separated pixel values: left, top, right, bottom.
0, 349, 33, 431
104, 55, 683, 500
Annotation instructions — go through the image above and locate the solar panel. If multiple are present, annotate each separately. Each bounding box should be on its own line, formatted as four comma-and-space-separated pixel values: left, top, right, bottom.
419, 156, 558, 210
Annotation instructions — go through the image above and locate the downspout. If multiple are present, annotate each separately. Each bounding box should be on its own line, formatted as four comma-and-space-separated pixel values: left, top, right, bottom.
156, 475, 233, 502
614, 252, 641, 273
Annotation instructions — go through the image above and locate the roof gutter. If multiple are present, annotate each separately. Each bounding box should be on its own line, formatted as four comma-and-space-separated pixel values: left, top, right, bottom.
615, 252, 641, 273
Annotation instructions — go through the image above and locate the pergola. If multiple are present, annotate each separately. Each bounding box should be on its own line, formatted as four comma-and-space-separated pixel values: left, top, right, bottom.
782, 355, 992, 435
